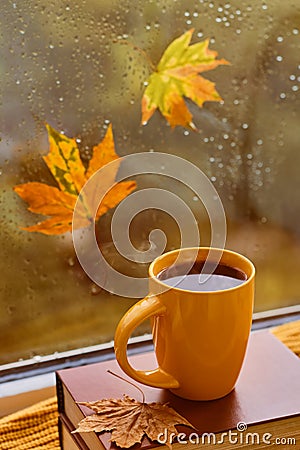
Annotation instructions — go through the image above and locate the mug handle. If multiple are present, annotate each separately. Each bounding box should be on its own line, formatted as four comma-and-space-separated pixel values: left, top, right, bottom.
114, 295, 180, 389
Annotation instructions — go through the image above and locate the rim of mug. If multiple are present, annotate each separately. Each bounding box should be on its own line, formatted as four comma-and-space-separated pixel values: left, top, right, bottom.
149, 246, 255, 294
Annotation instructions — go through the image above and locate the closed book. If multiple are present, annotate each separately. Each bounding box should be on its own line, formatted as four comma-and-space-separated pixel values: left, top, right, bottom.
56, 330, 300, 450
59, 414, 89, 450
59, 413, 300, 450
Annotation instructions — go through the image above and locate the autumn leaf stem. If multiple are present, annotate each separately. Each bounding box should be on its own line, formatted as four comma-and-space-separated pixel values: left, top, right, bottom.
107, 370, 146, 403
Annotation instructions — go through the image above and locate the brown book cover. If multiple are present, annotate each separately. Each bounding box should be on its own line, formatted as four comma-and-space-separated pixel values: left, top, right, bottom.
56, 330, 300, 450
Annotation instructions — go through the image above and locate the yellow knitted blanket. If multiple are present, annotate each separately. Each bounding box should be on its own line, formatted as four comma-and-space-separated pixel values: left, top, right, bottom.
0, 320, 299, 450
0, 397, 59, 449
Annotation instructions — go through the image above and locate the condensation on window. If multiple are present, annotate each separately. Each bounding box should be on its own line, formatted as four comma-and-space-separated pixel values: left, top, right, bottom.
1, 0, 299, 364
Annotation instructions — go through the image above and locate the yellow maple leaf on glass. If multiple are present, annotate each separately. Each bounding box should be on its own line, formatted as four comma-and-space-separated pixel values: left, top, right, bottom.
141, 29, 229, 130
14, 124, 137, 235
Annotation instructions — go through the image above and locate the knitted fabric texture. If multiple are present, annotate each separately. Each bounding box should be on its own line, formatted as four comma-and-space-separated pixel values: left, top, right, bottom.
0, 397, 59, 449
0, 320, 299, 449
272, 319, 300, 357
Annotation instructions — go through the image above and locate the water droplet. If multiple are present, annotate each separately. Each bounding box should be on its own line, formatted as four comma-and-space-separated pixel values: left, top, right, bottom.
68, 257, 75, 267
90, 284, 102, 295
276, 55, 283, 62
6, 305, 15, 315
277, 36, 284, 43
280, 92, 286, 99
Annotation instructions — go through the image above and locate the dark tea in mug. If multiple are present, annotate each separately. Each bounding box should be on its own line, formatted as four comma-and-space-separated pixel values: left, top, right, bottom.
157, 261, 247, 292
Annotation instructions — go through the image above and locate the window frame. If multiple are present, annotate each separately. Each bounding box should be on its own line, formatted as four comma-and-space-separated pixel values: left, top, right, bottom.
1, 305, 299, 384
0, 305, 299, 416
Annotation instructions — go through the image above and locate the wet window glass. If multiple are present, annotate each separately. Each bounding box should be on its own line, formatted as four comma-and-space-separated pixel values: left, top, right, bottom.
1, 0, 299, 364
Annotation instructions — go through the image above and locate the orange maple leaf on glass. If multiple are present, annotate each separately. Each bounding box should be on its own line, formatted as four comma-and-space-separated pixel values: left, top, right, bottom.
73, 394, 195, 449
13, 124, 137, 235
141, 29, 229, 130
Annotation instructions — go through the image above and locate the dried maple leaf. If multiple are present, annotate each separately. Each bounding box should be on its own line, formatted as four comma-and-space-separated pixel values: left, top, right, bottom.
14, 124, 136, 235
73, 394, 195, 449
142, 28, 229, 130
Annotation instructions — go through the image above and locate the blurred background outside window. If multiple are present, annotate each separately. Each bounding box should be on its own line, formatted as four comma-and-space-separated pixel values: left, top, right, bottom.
1, 0, 300, 365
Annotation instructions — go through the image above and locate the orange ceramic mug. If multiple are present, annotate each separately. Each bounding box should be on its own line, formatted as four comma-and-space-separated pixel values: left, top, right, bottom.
114, 247, 255, 400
